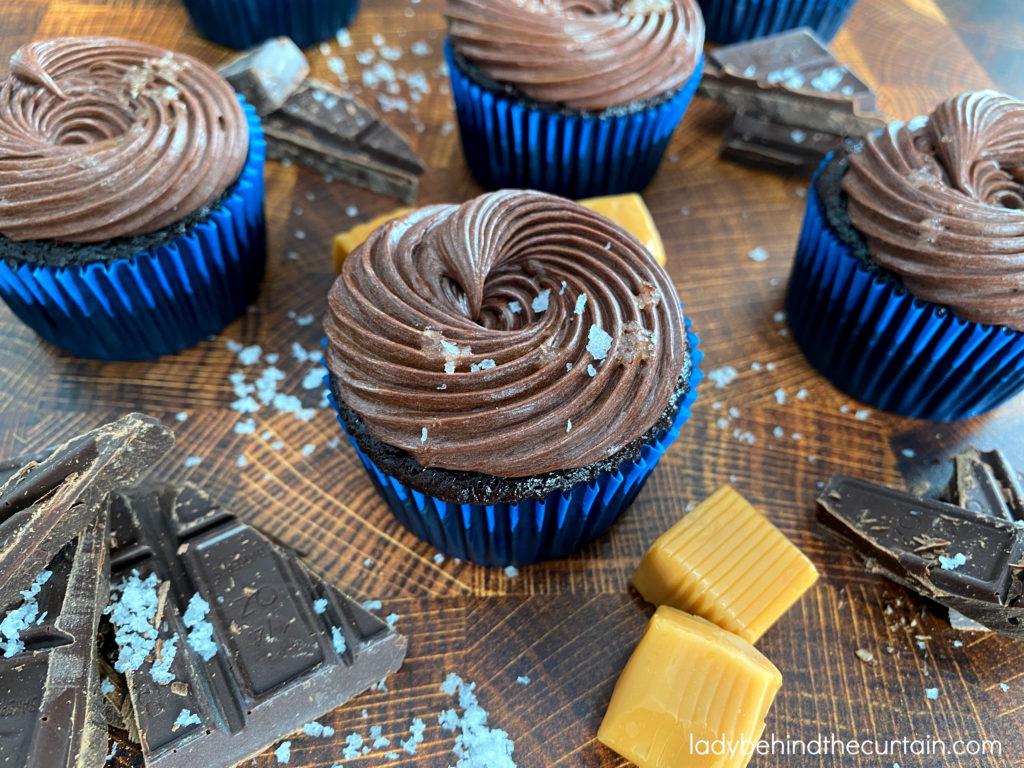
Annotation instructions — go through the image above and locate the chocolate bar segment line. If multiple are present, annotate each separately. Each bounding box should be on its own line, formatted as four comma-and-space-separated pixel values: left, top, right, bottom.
108, 484, 407, 768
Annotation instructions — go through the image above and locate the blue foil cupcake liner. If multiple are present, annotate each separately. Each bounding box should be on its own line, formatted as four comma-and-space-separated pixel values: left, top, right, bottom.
183, 0, 359, 50
698, 0, 857, 43
786, 180, 1024, 421
445, 41, 703, 198
0, 100, 266, 362
328, 321, 702, 567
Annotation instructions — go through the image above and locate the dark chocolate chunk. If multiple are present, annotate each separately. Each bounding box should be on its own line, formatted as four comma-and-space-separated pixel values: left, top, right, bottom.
817, 474, 1024, 639
721, 112, 843, 175
0, 503, 111, 768
261, 80, 424, 203
944, 448, 1024, 524
105, 484, 406, 768
0, 413, 174, 610
699, 28, 886, 137
218, 37, 310, 116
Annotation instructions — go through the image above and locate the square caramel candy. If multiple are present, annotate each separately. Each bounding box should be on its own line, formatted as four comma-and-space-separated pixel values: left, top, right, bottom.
633, 485, 818, 643
598, 606, 782, 768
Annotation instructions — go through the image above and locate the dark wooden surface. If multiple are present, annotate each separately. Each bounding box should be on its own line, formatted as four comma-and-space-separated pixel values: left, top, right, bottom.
1, 0, 1023, 766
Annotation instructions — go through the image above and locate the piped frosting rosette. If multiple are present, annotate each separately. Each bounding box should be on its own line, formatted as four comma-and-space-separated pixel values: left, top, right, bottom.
0, 37, 265, 360
446, 0, 704, 112
786, 91, 1024, 421
325, 190, 701, 566
843, 91, 1024, 330
443, 0, 705, 196
0, 37, 248, 243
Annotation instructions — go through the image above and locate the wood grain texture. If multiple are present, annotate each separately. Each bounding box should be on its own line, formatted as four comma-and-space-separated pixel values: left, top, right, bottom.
1, 0, 1023, 766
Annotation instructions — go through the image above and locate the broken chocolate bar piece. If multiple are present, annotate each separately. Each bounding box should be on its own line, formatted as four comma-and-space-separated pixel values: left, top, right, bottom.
0, 414, 173, 610
700, 28, 886, 137
261, 80, 424, 203
218, 37, 310, 116
721, 112, 842, 176
944, 448, 1024, 524
105, 484, 406, 768
0, 503, 111, 768
817, 475, 1024, 639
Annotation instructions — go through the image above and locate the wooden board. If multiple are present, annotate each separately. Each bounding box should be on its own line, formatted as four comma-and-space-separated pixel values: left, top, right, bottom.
1, 0, 1022, 766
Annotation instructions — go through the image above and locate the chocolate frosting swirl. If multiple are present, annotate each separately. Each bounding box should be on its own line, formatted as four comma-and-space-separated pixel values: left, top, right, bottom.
0, 37, 248, 243
842, 91, 1024, 329
325, 190, 687, 478
445, 0, 704, 112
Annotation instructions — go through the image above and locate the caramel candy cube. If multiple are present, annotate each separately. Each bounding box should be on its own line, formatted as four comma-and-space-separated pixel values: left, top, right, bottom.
331, 193, 665, 272
598, 606, 782, 768
633, 485, 818, 643
578, 193, 667, 266
332, 207, 415, 271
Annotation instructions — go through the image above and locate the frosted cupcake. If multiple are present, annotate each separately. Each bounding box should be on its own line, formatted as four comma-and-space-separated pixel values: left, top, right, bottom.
324, 190, 702, 566
444, 0, 705, 197
0, 38, 265, 360
787, 91, 1024, 420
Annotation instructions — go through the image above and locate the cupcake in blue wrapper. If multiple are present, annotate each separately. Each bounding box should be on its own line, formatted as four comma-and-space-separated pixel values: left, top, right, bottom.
324, 190, 701, 566
444, 0, 705, 198
182, 0, 359, 50
787, 91, 1024, 421
0, 38, 266, 361
698, 0, 857, 43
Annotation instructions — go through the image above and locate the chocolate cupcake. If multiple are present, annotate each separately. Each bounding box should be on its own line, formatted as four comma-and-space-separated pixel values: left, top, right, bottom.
444, 0, 705, 198
182, 0, 359, 50
0, 38, 266, 360
787, 91, 1024, 420
698, 0, 857, 44
324, 190, 702, 566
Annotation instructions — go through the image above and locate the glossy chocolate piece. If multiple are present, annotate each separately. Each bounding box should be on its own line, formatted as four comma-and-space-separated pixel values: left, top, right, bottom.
700, 28, 886, 137
106, 484, 406, 768
0, 503, 111, 768
0, 413, 174, 609
817, 474, 1024, 639
721, 112, 842, 176
219, 37, 310, 116
261, 80, 424, 203
945, 448, 1024, 524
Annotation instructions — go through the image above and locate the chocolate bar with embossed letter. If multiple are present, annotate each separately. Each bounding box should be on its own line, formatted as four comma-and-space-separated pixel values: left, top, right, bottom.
104, 483, 407, 768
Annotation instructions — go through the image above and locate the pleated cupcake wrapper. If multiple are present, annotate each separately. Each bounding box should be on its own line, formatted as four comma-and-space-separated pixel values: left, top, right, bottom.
183, 0, 359, 50
328, 320, 702, 567
0, 100, 266, 362
445, 41, 703, 198
786, 181, 1024, 421
698, 0, 857, 43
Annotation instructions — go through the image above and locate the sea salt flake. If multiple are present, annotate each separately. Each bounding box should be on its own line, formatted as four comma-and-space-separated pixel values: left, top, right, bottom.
421, 427, 428, 443
274, 740, 291, 763
362, 600, 382, 611
811, 67, 844, 92
237, 345, 262, 365
707, 366, 738, 388
332, 626, 347, 654
183, 594, 218, 661
150, 633, 179, 684
774, 389, 786, 405
504, 565, 519, 578
174, 709, 201, 730
509, 301, 522, 314
574, 293, 587, 315
516, 676, 530, 685
1, 570, 53, 657
313, 598, 328, 614
586, 325, 612, 360
938, 552, 967, 571
925, 688, 939, 701
304, 721, 335, 738
748, 246, 769, 262
531, 289, 551, 313
184, 456, 202, 468
106, 571, 159, 673
587, 364, 597, 377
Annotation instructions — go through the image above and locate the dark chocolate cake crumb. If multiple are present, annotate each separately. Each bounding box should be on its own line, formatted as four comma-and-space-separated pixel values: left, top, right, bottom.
0, 185, 234, 269
330, 357, 693, 506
